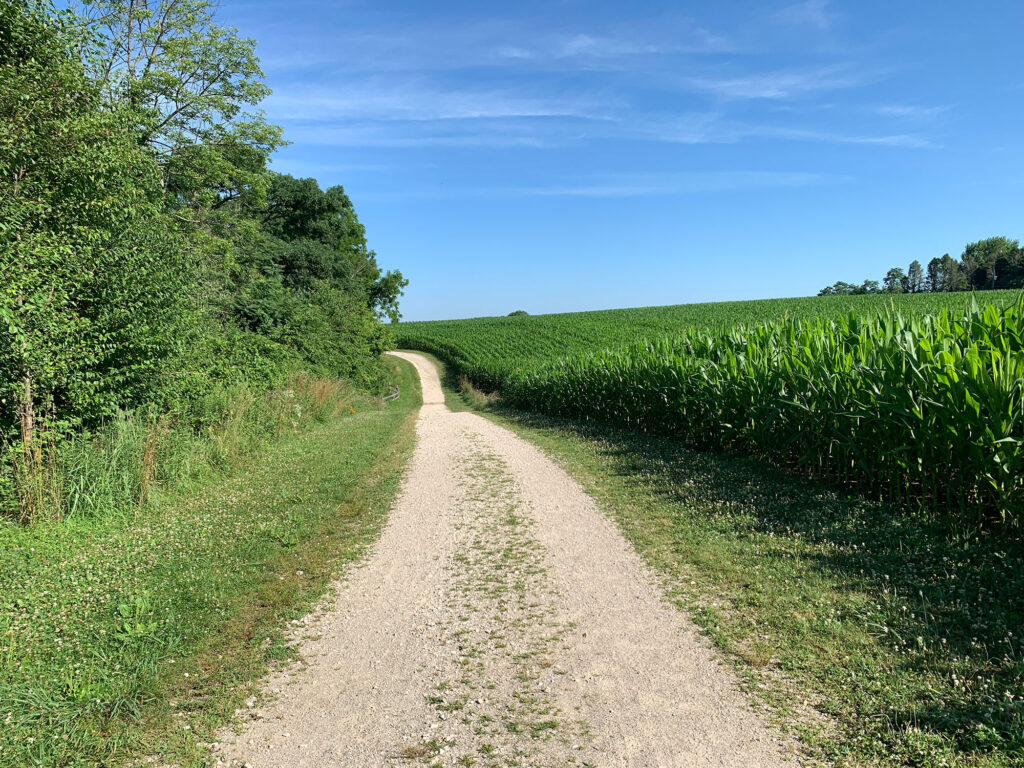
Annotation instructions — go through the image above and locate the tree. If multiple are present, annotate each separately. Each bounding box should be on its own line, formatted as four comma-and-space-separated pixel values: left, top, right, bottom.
906, 260, 924, 293
1, 0, 187, 496
818, 281, 858, 296
207, 174, 407, 382
258, 174, 406, 321
508, 310, 529, 316
941, 253, 966, 292
926, 257, 943, 292
961, 237, 1022, 290
883, 268, 906, 293
819, 239, 1021, 297
370, 270, 409, 324
71, 0, 284, 210
924, 254, 964, 292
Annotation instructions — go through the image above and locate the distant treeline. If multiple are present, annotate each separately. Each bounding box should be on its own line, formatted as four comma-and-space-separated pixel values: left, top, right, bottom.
1, 0, 405, 517
818, 236, 1022, 295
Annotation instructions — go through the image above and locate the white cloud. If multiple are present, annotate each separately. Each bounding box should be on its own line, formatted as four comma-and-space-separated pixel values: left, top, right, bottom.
683, 65, 866, 100
512, 171, 838, 197
265, 83, 610, 123
553, 33, 659, 59
280, 108, 933, 151
338, 171, 841, 201
259, 19, 729, 77
250, 8, 932, 155
625, 114, 933, 148
759, 126, 935, 148
268, 159, 395, 175
874, 104, 948, 119
282, 123, 563, 149
773, 0, 835, 30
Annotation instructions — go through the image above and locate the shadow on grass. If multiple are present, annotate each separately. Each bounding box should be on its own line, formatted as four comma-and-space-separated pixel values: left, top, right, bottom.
495, 406, 1024, 764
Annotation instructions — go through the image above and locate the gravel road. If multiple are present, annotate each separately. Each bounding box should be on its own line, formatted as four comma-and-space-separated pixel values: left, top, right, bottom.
215, 351, 797, 767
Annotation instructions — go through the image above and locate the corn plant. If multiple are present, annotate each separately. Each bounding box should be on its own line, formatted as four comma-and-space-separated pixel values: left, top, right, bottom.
401, 292, 1024, 527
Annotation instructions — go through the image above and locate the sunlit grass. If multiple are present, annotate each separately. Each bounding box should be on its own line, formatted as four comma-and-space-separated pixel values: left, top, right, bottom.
0, 356, 421, 767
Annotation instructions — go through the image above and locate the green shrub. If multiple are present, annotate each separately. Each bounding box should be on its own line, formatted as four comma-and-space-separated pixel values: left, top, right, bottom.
2, 375, 354, 523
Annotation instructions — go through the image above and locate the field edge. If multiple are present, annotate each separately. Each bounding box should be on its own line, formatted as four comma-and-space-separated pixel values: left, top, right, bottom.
412, 352, 1023, 768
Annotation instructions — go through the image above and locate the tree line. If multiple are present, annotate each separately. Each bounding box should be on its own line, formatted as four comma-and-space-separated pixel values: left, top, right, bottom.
818, 236, 1023, 296
0, 0, 405, 514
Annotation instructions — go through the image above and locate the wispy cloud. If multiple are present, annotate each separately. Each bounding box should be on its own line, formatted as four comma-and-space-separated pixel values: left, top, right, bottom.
265, 83, 610, 122
281, 109, 933, 151
757, 126, 935, 148
249, 5, 933, 156
345, 171, 842, 202
267, 159, 396, 176
282, 122, 565, 149
874, 104, 949, 119
510, 171, 839, 197
512, 28, 734, 62
259, 19, 730, 76
773, 0, 835, 30
682, 65, 868, 100
619, 114, 933, 149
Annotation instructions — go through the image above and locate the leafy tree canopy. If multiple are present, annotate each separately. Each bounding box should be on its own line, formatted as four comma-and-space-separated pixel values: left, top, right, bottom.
820, 237, 1023, 296
70, 0, 284, 210
1, 0, 408, 484
1, 0, 188, 440
256, 174, 407, 322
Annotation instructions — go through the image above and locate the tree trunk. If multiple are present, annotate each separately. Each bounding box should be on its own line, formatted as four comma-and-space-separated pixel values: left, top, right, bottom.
16, 368, 44, 521
19, 371, 35, 457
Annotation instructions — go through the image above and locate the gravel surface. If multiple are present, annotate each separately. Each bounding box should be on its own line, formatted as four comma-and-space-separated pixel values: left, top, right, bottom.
215, 351, 798, 767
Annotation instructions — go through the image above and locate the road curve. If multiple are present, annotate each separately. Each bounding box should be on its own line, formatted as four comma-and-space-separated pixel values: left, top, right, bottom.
216, 351, 797, 768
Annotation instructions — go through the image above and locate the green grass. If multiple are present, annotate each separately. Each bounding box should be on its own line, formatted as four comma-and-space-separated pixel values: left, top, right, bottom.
426, 355, 1024, 768
0, 355, 421, 767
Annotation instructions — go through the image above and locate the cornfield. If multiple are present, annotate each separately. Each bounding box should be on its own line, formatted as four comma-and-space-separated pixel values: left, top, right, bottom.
399, 292, 1024, 526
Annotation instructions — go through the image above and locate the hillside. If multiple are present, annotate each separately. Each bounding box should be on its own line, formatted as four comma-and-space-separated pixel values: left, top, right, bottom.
397, 291, 1023, 389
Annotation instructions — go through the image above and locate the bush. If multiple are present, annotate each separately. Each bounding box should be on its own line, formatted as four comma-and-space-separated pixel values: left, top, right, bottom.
2, 375, 353, 523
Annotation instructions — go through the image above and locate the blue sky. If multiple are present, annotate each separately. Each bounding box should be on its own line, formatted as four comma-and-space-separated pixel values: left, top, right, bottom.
218, 0, 1024, 321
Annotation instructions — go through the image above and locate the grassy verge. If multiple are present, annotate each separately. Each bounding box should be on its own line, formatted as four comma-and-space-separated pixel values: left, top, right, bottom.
0, 355, 421, 767
405, 350, 484, 414
419, 353, 1024, 768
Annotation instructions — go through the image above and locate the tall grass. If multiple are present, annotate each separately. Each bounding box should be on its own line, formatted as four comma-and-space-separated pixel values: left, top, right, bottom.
505, 298, 1024, 528
0, 357, 419, 767
1, 374, 352, 522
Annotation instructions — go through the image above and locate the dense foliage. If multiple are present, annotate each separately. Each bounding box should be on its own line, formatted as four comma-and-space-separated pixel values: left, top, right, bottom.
820, 237, 1024, 295
1, 0, 192, 516
398, 291, 1024, 525
0, 0, 404, 518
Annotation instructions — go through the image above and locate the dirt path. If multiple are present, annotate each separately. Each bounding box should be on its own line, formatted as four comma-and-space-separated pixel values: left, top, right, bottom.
216, 352, 797, 767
